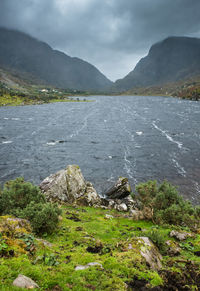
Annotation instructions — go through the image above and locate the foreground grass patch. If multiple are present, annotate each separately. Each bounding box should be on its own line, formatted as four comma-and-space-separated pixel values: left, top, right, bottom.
0, 205, 200, 290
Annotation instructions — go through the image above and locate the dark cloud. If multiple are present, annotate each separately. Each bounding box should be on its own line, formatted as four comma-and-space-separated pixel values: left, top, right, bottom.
0, 0, 200, 80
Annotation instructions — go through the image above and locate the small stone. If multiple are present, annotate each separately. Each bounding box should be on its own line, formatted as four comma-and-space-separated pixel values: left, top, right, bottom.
104, 214, 114, 219
36, 238, 53, 247
170, 230, 192, 241
75, 262, 102, 271
116, 203, 128, 212
128, 244, 133, 249
130, 210, 144, 220
13, 274, 39, 288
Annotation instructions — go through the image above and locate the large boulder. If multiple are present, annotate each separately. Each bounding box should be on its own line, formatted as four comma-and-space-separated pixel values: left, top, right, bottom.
40, 165, 101, 206
105, 177, 131, 199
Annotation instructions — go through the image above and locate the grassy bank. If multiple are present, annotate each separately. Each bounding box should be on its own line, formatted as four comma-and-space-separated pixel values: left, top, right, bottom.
0, 204, 200, 290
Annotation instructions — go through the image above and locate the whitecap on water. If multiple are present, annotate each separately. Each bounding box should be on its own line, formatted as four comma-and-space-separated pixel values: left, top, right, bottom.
2, 141, 13, 144
46, 141, 58, 146
136, 131, 143, 136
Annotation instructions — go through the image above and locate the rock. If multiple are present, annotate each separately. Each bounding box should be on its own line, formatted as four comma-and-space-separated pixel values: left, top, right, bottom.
40, 165, 101, 206
105, 177, 131, 199
130, 210, 144, 220
0, 216, 32, 237
77, 182, 101, 206
13, 274, 39, 288
104, 214, 114, 219
101, 195, 138, 213
115, 203, 128, 212
35, 238, 53, 247
137, 237, 162, 270
75, 262, 102, 271
142, 206, 153, 220
166, 240, 181, 256
170, 230, 193, 241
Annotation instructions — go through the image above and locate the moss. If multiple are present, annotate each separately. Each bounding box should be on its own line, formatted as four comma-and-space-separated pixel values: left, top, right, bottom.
0, 205, 199, 290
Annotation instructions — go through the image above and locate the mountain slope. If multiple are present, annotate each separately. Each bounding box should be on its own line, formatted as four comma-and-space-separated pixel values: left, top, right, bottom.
115, 36, 200, 91
0, 27, 112, 91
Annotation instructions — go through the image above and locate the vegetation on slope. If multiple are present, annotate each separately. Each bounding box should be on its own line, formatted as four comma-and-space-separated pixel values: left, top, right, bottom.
0, 81, 92, 106
0, 178, 200, 290
123, 75, 200, 100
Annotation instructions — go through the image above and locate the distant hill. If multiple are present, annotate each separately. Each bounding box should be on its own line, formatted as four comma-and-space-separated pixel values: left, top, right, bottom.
0, 27, 113, 91
115, 36, 200, 91
123, 74, 200, 100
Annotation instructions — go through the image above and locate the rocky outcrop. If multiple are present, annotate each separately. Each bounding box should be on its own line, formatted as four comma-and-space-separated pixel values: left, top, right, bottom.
101, 195, 138, 214
13, 274, 39, 289
40, 165, 101, 206
105, 177, 131, 199
40, 166, 140, 214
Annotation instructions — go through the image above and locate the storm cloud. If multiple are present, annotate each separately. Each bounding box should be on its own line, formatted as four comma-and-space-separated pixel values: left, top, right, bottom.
0, 0, 200, 80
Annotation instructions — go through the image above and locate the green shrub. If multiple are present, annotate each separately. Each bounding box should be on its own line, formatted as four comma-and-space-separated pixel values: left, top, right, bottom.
0, 178, 61, 234
21, 202, 61, 234
0, 177, 45, 215
135, 180, 198, 227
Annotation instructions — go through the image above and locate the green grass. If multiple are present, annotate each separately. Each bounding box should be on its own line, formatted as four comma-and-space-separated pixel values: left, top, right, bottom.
0, 205, 200, 290
0, 94, 92, 106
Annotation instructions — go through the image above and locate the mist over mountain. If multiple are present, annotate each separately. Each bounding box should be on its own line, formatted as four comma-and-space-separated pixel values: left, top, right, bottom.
115, 36, 200, 91
0, 27, 113, 91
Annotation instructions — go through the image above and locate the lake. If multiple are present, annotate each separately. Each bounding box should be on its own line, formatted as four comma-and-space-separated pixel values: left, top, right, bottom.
1, 95, 200, 203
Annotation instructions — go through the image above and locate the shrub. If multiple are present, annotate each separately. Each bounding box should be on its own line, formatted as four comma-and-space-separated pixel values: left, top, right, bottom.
21, 202, 61, 234
135, 180, 198, 227
0, 177, 45, 215
0, 178, 61, 234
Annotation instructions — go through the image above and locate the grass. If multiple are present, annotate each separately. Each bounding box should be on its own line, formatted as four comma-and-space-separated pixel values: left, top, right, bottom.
0, 94, 92, 106
0, 205, 200, 290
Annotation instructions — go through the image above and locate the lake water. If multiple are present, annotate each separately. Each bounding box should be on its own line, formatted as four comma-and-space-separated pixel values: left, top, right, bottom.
1, 95, 200, 203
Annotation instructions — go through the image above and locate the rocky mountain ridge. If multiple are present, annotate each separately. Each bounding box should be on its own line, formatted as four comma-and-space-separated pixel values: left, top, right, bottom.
115, 36, 200, 91
0, 27, 113, 91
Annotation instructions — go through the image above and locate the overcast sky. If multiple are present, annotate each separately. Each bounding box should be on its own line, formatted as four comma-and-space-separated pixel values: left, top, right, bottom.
0, 0, 200, 81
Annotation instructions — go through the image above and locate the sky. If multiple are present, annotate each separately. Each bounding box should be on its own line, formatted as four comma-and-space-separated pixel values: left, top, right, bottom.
0, 0, 200, 81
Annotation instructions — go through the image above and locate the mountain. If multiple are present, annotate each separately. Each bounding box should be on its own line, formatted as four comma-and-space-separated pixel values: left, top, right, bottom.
0, 27, 112, 91
115, 36, 200, 91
